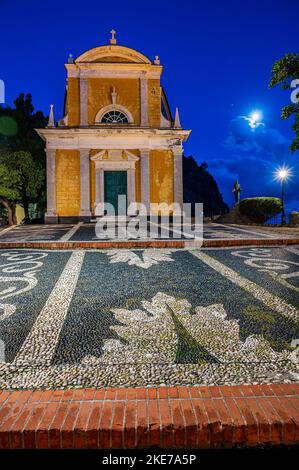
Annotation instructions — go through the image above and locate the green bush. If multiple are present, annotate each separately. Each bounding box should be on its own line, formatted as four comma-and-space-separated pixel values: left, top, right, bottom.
289, 211, 299, 227
239, 197, 282, 223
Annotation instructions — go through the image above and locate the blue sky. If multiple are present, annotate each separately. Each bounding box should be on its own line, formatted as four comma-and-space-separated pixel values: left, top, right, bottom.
1, 0, 298, 210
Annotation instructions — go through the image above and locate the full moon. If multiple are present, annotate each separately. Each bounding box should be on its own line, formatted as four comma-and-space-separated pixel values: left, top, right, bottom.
250, 111, 261, 122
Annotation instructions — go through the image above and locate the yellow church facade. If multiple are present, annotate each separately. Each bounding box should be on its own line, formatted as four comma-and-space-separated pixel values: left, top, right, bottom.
37, 32, 191, 223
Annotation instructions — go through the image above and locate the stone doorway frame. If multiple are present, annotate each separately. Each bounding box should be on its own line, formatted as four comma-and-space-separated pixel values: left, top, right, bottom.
91, 150, 139, 216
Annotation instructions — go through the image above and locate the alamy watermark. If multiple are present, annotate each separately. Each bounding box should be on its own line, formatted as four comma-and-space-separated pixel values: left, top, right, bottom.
0, 79, 5, 104
291, 79, 299, 104
0, 340, 5, 362
94, 198, 203, 243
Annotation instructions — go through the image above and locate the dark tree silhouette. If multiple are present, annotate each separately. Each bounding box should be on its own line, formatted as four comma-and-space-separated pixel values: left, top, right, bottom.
0, 93, 47, 221
269, 53, 299, 152
183, 156, 229, 216
0, 93, 47, 166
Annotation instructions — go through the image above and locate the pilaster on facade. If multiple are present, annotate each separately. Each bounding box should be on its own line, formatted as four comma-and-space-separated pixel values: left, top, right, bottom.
79, 149, 91, 217
140, 74, 149, 126
95, 168, 104, 216
140, 149, 150, 212
172, 144, 184, 207
45, 148, 58, 222
80, 77, 88, 126
128, 167, 136, 208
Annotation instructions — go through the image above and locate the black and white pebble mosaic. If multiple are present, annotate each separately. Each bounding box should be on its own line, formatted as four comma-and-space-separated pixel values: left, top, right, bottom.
0, 247, 298, 389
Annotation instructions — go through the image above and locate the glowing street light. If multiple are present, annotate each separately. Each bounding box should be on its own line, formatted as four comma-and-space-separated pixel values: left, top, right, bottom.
275, 166, 291, 226
277, 169, 288, 180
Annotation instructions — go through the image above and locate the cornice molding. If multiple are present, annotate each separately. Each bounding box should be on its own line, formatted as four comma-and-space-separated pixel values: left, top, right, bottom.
36, 127, 191, 151
65, 63, 162, 79
75, 45, 152, 64
36, 127, 191, 140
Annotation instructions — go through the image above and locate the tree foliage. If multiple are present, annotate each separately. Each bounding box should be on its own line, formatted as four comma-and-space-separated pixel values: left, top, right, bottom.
269, 53, 299, 152
0, 93, 47, 223
183, 156, 229, 216
0, 93, 47, 165
0, 151, 44, 225
239, 197, 282, 223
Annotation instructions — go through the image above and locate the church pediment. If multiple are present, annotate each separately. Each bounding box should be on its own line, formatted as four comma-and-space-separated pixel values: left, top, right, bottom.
75, 45, 151, 65
90, 149, 139, 162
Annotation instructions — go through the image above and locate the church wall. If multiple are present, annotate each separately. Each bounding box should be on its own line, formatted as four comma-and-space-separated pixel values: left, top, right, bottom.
53, 147, 178, 218
40, 41, 188, 223
66, 76, 162, 128
67, 78, 80, 126
88, 78, 140, 124
148, 79, 161, 127
56, 150, 80, 216
150, 150, 174, 207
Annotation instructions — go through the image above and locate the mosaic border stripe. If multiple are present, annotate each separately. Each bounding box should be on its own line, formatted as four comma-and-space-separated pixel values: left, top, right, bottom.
13, 252, 85, 367
190, 250, 299, 322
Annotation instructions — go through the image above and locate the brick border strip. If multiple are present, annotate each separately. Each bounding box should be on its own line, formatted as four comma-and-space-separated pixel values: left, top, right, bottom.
202, 238, 299, 247
0, 238, 298, 250
0, 384, 298, 449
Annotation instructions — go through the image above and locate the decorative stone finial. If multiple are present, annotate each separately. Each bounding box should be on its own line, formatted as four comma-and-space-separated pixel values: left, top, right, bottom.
174, 107, 182, 128
154, 55, 160, 65
68, 53, 74, 64
110, 29, 117, 44
47, 104, 55, 128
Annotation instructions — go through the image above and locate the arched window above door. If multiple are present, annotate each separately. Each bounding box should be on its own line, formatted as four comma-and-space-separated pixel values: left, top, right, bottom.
101, 110, 129, 123
95, 105, 134, 124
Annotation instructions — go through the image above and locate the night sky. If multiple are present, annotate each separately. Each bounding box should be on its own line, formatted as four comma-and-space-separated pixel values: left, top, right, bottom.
1, 0, 298, 210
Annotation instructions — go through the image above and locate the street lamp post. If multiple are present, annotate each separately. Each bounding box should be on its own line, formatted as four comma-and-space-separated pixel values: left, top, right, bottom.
276, 168, 290, 226
281, 175, 286, 226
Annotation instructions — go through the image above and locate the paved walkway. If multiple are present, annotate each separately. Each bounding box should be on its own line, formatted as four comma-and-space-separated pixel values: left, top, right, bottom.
0, 243, 298, 449
0, 222, 298, 242
0, 246, 298, 389
0, 223, 298, 250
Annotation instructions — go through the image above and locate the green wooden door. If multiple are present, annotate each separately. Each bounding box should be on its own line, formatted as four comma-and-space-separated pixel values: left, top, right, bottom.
104, 171, 127, 215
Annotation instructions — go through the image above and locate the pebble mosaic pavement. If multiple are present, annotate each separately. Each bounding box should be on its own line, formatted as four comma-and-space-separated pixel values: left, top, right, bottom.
0, 225, 73, 242
67, 222, 299, 242
1, 222, 298, 244
0, 243, 298, 390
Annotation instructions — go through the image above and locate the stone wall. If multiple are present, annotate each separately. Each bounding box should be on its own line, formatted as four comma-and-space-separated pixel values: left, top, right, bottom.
88, 78, 140, 124
67, 78, 80, 126
150, 150, 174, 207
66, 77, 162, 128
56, 150, 80, 216
148, 79, 161, 127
